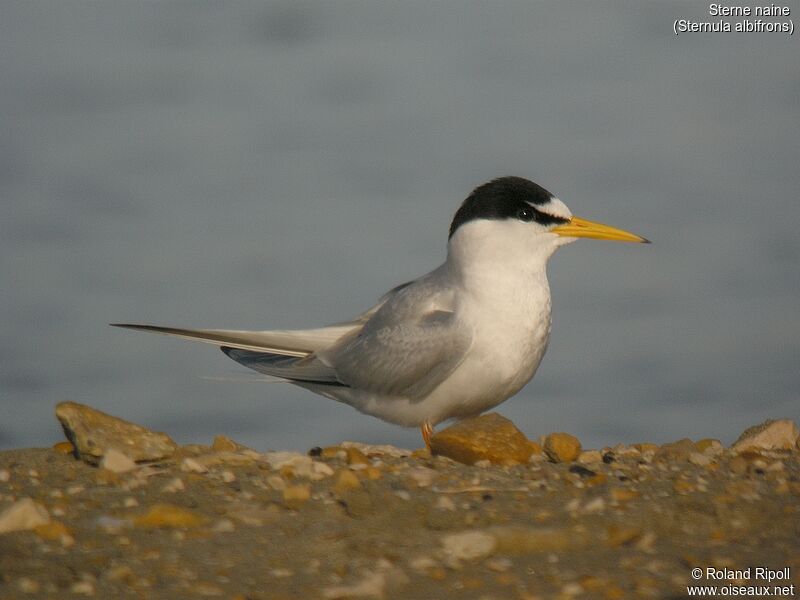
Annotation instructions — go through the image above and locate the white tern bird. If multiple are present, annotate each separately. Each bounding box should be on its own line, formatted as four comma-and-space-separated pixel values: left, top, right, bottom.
114, 177, 648, 448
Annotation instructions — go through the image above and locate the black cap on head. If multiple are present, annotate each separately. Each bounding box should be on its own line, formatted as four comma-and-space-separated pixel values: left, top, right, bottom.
449, 177, 567, 239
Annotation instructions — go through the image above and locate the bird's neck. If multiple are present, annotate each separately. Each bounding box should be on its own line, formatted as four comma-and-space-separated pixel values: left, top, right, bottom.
445, 220, 564, 302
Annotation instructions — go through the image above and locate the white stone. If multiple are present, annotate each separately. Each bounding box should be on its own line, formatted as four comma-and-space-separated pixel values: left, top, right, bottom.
100, 448, 138, 474
0, 498, 49, 534
732, 419, 799, 452
441, 531, 497, 560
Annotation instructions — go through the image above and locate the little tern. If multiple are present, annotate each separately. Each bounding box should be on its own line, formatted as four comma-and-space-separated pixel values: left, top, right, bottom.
114, 177, 648, 448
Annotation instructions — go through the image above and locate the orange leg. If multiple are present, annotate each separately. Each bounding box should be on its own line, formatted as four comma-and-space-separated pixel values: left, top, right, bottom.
420, 421, 434, 451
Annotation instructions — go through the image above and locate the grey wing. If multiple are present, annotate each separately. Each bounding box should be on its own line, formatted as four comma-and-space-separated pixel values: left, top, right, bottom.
320, 281, 472, 399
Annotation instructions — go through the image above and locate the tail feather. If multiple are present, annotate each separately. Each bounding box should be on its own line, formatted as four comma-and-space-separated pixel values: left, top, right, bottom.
221, 347, 345, 386
111, 323, 356, 357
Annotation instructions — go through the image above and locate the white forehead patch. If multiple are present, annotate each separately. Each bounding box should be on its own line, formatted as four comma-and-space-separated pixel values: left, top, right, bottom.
527, 197, 572, 220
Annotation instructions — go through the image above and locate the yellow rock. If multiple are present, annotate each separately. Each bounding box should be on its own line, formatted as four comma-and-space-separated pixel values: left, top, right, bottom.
430, 413, 534, 465
211, 435, 249, 453
631, 443, 659, 453
543, 432, 582, 463
333, 469, 362, 495
34, 520, 72, 542
610, 488, 640, 503
732, 419, 800, 453
345, 447, 369, 466
606, 524, 642, 547
321, 446, 345, 459
55, 401, 177, 464
282, 484, 311, 507
134, 504, 208, 529
53, 441, 75, 455
363, 467, 383, 480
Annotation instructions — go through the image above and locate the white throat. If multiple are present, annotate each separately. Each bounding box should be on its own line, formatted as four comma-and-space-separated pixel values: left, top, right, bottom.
445, 219, 574, 294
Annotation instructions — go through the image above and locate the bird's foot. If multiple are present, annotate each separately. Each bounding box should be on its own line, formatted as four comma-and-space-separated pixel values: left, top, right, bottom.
420, 421, 434, 451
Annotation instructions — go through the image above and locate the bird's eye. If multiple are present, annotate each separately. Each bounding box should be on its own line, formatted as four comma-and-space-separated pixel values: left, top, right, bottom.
517, 208, 535, 222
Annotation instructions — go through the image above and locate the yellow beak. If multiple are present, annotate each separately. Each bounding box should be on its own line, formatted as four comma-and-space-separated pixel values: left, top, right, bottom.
552, 216, 650, 243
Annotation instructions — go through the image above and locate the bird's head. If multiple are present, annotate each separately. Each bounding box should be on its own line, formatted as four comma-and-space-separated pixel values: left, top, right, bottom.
447, 177, 648, 269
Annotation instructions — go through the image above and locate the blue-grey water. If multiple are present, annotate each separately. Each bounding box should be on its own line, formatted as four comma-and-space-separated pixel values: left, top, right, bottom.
2, 2, 798, 452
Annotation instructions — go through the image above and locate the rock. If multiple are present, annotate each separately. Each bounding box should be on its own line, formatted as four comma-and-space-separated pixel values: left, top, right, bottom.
55, 401, 177, 464
430, 413, 534, 465
543, 432, 582, 463
695, 438, 724, 456
688, 452, 712, 466
577, 450, 603, 464
133, 503, 208, 529
441, 530, 497, 560
100, 448, 138, 474
345, 447, 370, 466
180, 458, 208, 474
333, 469, 361, 495
211, 434, 251, 453
0, 498, 50, 534
260, 451, 334, 480
282, 484, 312, 508
654, 438, 695, 462
732, 419, 799, 453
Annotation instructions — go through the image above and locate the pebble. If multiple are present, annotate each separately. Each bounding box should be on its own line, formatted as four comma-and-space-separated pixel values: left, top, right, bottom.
181, 457, 208, 473
688, 452, 712, 466
407, 466, 437, 487
161, 477, 185, 493
134, 503, 208, 529
211, 434, 249, 453
0, 497, 50, 534
654, 438, 696, 462
577, 450, 603, 464
442, 530, 497, 560
17, 577, 40, 593
55, 401, 177, 464
261, 452, 334, 480
0, 469, 10, 482
282, 484, 312, 507
543, 432, 582, 463
491, 525, 587, 553
333, 469, 362, 494
430, 413, 535, 465
732, 419, 799, 452
100, 448, 138, 473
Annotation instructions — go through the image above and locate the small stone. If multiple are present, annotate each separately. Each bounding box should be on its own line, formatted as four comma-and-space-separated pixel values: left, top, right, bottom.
407, 467, 437, 487
53, 441, 75, 454
0, 469, 9, 482
610, 488, 640, 503
654, 438, 695, 462
688, 452, 712, 466
732, 419, 799, 453
211, 434, 250, 453
34, 520, 73, 545
55, 401, 177, 464
581, 497, 606, 514
181, 457, 208, 474
695, 438, 724, 456
134, 504, 207, 529
0, 498, 50, 534
544, 432, 582, 463
632, 443, 660, 454
17, 577, 40, 593
161, 478, 185, 493
568, 464, 597, 478
577, 450, 603, 464
282, 484, 311, 507
672, 479, 694, 494
100, 448, 138, 473
487, 557, 513, 572
345, 447, 370, 466
212, 518, 235, 533
430, 413, 535, 465
333, 470, 362, 495
442, 531, 497, 560
221, 470, 236, 483
70, 581, 95, 595
321, 446, 346, 459
123, 497, 138, 507
729, 456, 749, 475
435, 496, 457, 511
607, 524, 643, 547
